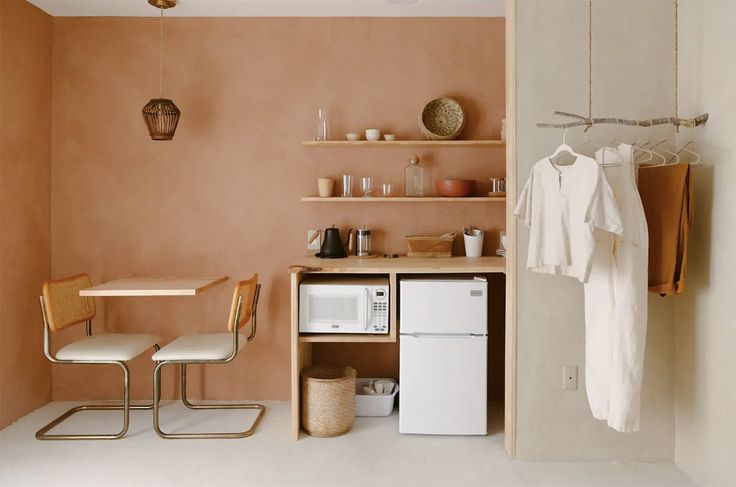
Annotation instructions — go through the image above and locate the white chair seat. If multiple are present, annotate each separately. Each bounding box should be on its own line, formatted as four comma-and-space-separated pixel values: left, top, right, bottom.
152, 333, 245, 361
56, 333, 161, 361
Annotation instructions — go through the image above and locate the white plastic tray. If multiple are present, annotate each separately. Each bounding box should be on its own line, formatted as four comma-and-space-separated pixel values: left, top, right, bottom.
355, 378, 399, 417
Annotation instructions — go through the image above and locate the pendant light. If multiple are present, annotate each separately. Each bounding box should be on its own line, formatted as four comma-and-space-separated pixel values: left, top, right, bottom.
142, 0, 180, 141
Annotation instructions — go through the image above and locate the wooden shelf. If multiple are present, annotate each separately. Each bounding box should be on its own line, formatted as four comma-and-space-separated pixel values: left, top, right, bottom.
298, 334, 396, 343
303, 140, 505, 147
290, 256, 507, 275
301, 196, 506, 202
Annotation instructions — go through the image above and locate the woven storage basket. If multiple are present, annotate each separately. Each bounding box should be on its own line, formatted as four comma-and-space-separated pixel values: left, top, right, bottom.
301, 364, 357, 437
419, 97, 465, 140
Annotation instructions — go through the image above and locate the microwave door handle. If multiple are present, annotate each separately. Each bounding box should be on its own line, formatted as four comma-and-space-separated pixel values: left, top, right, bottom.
364, 288, 372, 331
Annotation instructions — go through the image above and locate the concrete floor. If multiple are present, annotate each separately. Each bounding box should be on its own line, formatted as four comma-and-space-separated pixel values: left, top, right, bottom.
0, 401, 697, 487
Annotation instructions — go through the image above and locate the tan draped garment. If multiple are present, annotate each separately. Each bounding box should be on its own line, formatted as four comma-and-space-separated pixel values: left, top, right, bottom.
637, 163, 693, 295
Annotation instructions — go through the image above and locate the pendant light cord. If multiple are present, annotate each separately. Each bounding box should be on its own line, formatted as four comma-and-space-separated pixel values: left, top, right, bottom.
160, 6, 164, 98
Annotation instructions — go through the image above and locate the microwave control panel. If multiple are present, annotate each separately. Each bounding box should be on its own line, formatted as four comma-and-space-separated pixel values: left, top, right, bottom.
370, 287, 389, 333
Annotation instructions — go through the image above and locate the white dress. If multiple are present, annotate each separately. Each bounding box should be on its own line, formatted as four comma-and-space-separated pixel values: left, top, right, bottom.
584, 143, 649, 433
515, 155, 623, 283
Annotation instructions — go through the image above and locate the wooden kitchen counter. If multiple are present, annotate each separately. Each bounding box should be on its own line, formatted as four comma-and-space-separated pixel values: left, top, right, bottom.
289, 255, 506, 274
289, 255, 506, 440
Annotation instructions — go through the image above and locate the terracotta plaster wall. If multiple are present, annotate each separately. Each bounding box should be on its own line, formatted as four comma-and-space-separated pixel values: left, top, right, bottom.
50, 17, 505, 400
0, 0, 52, 429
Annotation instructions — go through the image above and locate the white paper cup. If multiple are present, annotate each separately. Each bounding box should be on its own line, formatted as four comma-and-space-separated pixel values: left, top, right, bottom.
317, 178, 335, 197
463, 229, 484, 257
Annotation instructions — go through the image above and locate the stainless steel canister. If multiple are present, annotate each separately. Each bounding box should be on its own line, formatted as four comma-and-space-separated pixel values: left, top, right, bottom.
356, 228, 372, 257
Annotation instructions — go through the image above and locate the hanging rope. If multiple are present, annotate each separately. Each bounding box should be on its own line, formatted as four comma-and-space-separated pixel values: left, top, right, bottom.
674, 0, 679, 131
587, 0, 592, 122
160, 6, 164, 98
536, 0, 707, 130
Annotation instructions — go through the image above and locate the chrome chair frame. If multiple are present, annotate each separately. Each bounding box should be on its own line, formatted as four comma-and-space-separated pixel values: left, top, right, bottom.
152, 284, 265, 439
36, 297, 160, 440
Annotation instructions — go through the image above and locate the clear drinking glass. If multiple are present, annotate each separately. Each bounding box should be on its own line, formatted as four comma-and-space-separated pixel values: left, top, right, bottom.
315, 108, 330, 141
342, 175, 353, 197
381, 183, 394, 197
360, 177, 374, 197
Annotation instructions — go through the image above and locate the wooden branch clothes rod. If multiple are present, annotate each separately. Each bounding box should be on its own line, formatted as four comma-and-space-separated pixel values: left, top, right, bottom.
537, 111, 709, 130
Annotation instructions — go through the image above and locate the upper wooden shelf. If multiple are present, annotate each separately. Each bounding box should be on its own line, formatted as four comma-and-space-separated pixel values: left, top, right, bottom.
301, 196, 505, 202
303, 140, 505, 147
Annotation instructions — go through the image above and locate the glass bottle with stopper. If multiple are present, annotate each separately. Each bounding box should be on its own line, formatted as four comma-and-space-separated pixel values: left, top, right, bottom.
314, 108, 330, 141
404, 154, 425, 197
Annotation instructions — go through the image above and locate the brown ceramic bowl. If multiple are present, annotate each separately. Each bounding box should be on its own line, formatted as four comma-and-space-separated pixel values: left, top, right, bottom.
435, 179, 475, 197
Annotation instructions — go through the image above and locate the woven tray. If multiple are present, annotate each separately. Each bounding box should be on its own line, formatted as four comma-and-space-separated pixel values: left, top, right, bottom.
405, 232, 456, 257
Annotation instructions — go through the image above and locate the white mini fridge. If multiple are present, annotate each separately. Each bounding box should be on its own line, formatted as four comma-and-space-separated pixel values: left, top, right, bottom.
399, 278, 488, 435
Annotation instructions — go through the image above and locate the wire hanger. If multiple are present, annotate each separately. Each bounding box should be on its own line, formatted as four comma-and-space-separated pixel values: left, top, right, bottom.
632, 123, 668, 166
670, 139, 701, 165
575, 122, 603, 154
549, 127, 583, 166
649, 139, 680, 166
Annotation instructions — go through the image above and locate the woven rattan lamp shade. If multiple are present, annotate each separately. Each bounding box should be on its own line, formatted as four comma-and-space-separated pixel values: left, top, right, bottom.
142, 98, 180, 140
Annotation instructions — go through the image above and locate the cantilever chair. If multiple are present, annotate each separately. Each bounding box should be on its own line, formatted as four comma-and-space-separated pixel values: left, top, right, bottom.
151, 274, 265, 439
37, 274, 161, 440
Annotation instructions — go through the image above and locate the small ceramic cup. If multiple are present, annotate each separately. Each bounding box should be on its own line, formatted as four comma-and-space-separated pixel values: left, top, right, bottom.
383, 134, 396, 141
317, 178, 335, 198
345, 132, 360, 141
365, 129, 381, 141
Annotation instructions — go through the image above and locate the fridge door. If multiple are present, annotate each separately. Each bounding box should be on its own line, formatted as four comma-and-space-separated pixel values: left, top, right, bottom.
400, 279, 487, 335
399, 334, 487, 435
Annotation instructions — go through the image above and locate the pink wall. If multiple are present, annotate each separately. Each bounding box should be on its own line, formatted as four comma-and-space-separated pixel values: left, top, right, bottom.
50, 17, 505, 400
0, 0, 52, 428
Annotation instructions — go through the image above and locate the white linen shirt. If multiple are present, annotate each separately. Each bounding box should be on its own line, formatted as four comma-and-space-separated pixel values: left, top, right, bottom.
515, 155, 623, 283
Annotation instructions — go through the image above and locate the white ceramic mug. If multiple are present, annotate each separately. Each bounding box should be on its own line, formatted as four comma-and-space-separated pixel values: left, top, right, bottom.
463, 229, 484, 257
317, 178, 335, 198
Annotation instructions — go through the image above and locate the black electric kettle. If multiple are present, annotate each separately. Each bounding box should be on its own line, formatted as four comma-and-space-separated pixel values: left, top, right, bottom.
316, 226, 348, 259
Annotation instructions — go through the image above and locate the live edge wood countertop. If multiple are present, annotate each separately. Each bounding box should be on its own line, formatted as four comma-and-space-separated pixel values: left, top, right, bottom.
288, 256, 507, 274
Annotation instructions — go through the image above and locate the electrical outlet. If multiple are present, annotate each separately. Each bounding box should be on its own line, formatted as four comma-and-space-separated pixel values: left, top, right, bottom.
307, 229, 321, 250
562, 365, 578, 390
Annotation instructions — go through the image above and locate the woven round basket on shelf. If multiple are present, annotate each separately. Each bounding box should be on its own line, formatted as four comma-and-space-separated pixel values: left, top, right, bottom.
419, 97, 465, 140
301, 364, 357, 438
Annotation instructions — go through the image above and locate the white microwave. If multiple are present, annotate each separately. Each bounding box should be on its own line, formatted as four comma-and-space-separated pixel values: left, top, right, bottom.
299, 277, 389, 334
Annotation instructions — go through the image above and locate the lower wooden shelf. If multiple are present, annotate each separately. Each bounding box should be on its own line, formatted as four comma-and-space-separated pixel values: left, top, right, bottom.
298, 334, 396, 343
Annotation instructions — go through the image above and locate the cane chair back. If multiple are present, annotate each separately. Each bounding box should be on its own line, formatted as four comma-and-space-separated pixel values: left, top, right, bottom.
227, 274, 259, 332
42, 274, 96, 332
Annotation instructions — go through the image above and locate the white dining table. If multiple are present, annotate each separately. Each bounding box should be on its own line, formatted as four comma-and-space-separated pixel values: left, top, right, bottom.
79, 276, 228, 297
